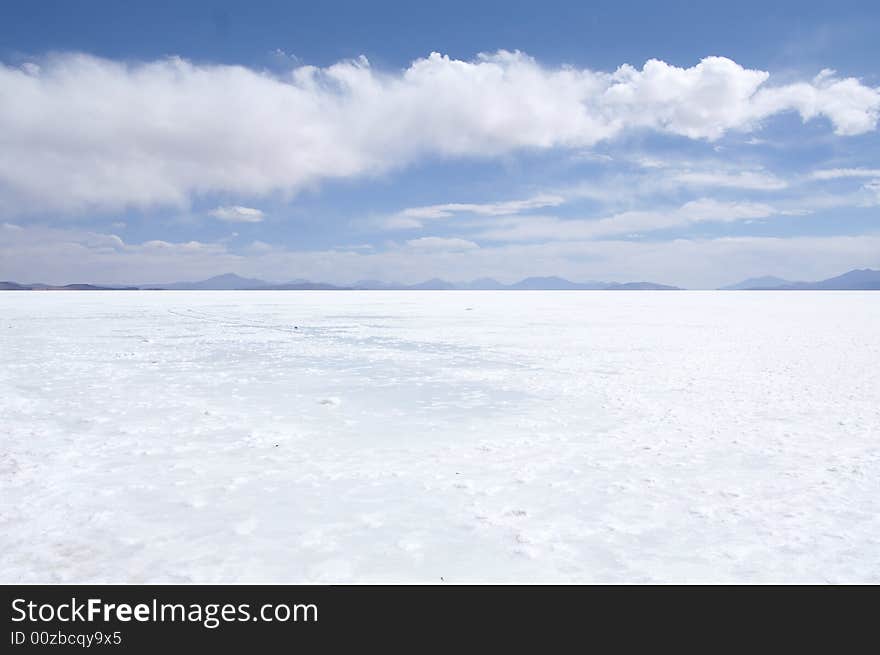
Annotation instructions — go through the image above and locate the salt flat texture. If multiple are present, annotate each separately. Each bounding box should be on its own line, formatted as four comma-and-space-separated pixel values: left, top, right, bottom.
1, 291, 878, 583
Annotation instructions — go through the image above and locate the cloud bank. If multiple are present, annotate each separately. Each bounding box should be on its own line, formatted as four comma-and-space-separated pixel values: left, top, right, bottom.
2, 222, 878, 290
2, 51, 878, 215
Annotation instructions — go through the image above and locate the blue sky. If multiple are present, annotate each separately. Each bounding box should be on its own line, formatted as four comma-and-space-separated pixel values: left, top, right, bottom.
0, 0, 878, 287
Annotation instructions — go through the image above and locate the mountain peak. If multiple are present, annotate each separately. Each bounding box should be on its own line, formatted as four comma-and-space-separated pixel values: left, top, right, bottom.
722, 269, 880, 290
206, 273, 249, 282
720, 275, 794, 290
153, 273, 271, 289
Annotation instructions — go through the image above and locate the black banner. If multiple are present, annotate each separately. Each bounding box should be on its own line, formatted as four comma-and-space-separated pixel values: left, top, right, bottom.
2, 585, 876, 651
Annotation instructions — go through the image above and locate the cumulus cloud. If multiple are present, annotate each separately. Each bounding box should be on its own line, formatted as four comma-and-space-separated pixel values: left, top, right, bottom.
1, 52, 877, 215
208, 205, 265, 222
749, 69, 880, 136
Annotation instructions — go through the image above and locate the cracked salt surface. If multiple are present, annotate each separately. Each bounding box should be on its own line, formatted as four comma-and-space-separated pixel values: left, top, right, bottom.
1, 290, 879, 583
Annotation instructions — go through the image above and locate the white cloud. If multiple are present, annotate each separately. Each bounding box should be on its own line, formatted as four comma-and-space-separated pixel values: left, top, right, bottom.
665, 170, 788, 191
381, 215, 425, 230
334, 243, 374, 251
405, 236, 479, 251
811, 168, 880, 180
401, 194, 564, 220
473, 199, 786, 241
384, 194, 565, 229
749, 69, 880, 136
0, 224, 236, 285
384, 165, 792, 233
208, 205, 265, 222
1, 52, 877, 215
246, 240, 274, 252
614, 155, 792, 192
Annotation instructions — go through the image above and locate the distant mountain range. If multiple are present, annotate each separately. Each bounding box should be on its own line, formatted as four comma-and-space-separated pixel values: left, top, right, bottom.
0, 273, 681, 291
143, 272, 271, 290
719, 276, 793, 291
141, 273, 351, 290
354, 275, 681, 290
0, 281, 138, 291
4, 268, 878, 291
721, 269, 880, 290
